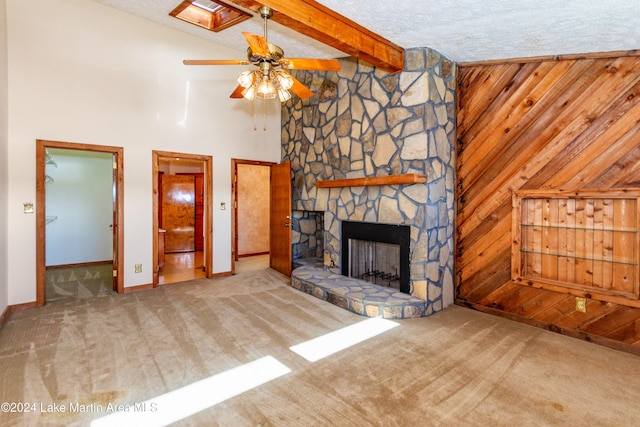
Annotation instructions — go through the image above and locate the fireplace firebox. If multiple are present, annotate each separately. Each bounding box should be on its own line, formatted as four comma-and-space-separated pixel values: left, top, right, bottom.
341, 221, 411, 294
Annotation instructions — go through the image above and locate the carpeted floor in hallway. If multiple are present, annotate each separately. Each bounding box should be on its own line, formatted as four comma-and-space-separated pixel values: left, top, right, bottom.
1, 255, 639, 426
45, 263, 115, 302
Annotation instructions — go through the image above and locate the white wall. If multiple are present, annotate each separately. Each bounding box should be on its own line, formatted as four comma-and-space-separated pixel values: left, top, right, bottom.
45, 149, 114, 266
0, 0, 9, 314
5, 0, 281, 304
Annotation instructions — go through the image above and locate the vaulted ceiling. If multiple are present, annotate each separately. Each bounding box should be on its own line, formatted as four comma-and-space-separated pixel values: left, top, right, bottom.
92, 0, 639, 67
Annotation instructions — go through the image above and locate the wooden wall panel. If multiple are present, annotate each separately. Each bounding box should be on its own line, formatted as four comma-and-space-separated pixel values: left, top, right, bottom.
456, 54, 640, 354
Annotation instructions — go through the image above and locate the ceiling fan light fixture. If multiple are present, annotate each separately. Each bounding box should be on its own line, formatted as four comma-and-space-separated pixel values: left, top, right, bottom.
257, 77, 277, 99
241, 85, 256, 101
275, 70, 294, 90
277, 87, 291, 102
237, 69, 291, 102
237, 70, 254, 88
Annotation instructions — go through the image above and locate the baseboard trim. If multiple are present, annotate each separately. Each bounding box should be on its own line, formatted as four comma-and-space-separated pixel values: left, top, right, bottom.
210, 271, 233, 278
0, 300, 43, 326
238, 252, 269, 258
0, 305, 10, 327
46, 260, 112, 270
455, 299, 640, 356
124, 283, 154, 293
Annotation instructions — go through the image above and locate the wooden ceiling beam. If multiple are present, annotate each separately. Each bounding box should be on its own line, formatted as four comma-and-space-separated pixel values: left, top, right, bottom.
225, 0, 405, 73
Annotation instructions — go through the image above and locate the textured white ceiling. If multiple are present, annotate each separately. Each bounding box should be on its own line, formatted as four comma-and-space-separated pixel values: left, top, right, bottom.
90, 0, 640, 63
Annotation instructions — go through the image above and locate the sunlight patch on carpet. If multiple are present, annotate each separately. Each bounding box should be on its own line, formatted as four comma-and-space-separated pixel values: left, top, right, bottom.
290, 317, 399, 362
90, 356, 291, 427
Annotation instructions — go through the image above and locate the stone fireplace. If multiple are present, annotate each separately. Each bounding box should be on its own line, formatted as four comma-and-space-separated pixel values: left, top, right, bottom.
282, 47, 456, 316
292, 210, 324, 267
341, 220, 410, 294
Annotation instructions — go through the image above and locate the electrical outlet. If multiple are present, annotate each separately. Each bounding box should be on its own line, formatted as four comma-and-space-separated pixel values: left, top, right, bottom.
575, 297, 587, 313
135, 264, 142, 273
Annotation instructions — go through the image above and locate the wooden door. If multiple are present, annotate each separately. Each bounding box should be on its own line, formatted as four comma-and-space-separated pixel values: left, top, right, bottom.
162, 175, 195, 253
270, 161, 292, 276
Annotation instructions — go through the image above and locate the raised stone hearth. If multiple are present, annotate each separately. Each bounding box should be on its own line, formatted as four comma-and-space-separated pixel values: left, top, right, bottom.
292, 265, 427, 319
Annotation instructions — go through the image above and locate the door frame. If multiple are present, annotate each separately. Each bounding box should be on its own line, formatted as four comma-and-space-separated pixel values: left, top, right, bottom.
36, 139, 124, 305
152, 151, 213, 287
230, 158, 276, 275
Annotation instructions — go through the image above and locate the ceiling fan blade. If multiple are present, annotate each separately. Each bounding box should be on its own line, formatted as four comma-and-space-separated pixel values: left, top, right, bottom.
242, 32, 269, 57
183, 59, 250, 66
290, 76, 314, 100
230, 85, 245, 99
281, 58, 341, 71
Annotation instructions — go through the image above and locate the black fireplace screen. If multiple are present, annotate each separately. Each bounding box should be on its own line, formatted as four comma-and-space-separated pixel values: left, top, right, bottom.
341, 221, 410, 294
348, 240, 401, 287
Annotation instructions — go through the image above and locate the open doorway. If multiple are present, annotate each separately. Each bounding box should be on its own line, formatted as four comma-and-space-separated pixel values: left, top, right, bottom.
231, 159, 292, 276
152, 151, 212, 286
36, 140, 124, 306
231, 159, 275, 274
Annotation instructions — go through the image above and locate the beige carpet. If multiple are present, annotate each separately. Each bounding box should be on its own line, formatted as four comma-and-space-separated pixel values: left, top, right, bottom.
45, 264, 115, 302
1, 255, 640, 426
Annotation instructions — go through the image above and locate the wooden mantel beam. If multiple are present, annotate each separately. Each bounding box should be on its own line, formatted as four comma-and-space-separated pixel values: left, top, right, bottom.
225, 0, 405, 73
316, 174, 426, 188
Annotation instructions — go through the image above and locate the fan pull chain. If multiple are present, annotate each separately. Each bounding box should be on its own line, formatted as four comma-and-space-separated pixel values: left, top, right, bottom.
253, 96, 257, 131
263, 98, 267, 131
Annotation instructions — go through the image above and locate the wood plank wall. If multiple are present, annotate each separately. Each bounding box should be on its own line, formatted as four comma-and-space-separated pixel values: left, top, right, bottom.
456, 53, 640, 354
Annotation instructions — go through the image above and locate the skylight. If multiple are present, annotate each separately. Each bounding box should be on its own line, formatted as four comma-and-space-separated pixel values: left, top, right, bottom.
169, 0, 251, 33
192, 0, 220, 13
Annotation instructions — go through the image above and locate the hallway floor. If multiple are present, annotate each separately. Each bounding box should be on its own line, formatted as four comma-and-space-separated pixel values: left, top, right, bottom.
45, 263, 114, 302
158, 251, 206, 285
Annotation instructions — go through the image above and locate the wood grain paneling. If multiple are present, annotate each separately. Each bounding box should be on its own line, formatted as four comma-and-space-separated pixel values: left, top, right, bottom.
456, 53, 640, 353
162, 175, 195, 253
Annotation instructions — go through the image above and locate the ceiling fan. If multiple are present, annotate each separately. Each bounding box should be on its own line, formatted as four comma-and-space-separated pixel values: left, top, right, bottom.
183, 6, 340, 102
